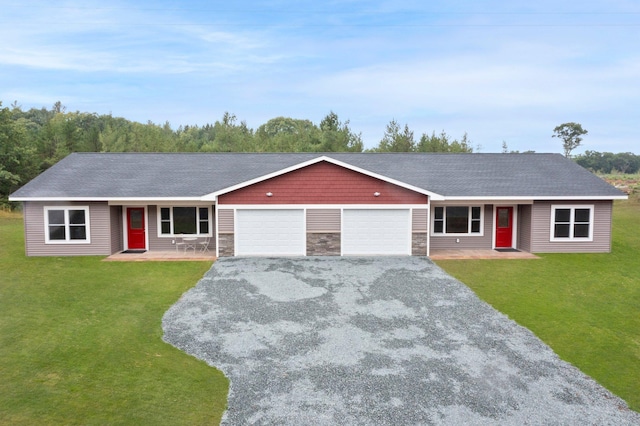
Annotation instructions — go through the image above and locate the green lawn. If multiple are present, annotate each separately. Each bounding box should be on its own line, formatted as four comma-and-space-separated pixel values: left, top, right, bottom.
437, 199, 640, 412
2, 200, 638, 423
0, 211, 228, 425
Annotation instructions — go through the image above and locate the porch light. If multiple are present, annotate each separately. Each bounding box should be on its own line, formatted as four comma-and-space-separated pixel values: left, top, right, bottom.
266, 192, 273, 197
374, 192, 381, 197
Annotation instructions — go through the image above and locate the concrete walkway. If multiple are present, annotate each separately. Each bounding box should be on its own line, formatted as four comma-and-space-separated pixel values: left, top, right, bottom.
162, 257, 639, 425
429, 249, 538, 260
104, 249, 535, 262
104, 250, 216, 262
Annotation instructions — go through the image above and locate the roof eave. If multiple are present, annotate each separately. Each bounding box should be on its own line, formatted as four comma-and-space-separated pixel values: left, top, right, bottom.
9, 196, 207, 203
441, 195, 628, 201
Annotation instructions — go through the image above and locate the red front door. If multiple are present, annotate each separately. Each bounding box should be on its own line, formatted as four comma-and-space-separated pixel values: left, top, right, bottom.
495, 207, 513, 248
127, 208, 146, 250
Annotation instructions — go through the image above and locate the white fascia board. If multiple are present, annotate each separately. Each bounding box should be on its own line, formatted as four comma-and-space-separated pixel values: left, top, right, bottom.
438, 196, 536, 203
220, 204, 429, 210
8, 196, 204, 203
9, 196, 118, 202
200, 194, 218, 202
551, 195, 628, 200
441, 195, 628, 201
432, 199, 534, 206
201, 155, 445, 201
107, 198, 206, 205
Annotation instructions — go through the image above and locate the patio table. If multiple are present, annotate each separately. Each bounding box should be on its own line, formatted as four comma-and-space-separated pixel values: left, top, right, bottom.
183, 236, 198, 252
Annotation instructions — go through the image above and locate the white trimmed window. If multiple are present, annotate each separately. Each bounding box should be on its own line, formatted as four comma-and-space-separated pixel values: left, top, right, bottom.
432, 206, 483, 235
44, 206, 91, 244
158, 206, 211, 236
550, 205, 594, 241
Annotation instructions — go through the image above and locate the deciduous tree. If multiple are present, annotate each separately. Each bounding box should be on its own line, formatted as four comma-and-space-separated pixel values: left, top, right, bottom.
553, 122, 588, 158
255, 117, 321, 152
0, 103, 37, 206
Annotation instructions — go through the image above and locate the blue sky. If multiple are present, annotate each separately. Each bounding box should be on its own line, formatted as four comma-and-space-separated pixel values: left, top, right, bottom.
2, 0, 639, 153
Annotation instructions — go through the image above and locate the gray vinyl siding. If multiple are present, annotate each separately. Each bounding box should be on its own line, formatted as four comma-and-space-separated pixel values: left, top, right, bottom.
21, 209, 27, 255
23, 201, 111, 256
530, 200, 612, 253
430, 205, 494, 250
218, 209, 234, 233
148, 205, 217, 251
110, 206, 123, 254
148, 205, 173, 251
412, 209, 428, 232
307, 209, 340, 233
517, 204, 532, 252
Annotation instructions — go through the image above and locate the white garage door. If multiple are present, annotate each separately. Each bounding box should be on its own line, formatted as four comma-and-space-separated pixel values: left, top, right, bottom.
342, 209, 411, 255
236, 209, 305, 256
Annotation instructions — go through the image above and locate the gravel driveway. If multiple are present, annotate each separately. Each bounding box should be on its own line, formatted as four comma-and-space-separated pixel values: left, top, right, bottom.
162, 257, 640, 425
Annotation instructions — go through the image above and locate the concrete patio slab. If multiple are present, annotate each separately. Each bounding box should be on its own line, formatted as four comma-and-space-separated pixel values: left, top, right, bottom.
429, 249, 538, 260
104, 250, 216, 262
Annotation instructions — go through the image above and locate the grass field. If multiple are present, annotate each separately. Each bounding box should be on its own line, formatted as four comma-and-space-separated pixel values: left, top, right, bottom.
0, 211, 228, 425
437, 199, 640, 412
1, 198, 638, 423
601, 173, 640, 197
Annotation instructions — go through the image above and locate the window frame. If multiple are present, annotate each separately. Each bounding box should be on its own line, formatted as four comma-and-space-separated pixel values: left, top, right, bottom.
431, 205, 484, 236
44, 206, 91, 244
157, 206, 213, 237
550, 205, 594, 242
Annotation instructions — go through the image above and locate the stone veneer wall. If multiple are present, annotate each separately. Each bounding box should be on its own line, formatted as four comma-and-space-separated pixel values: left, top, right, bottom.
218, 234, 235, 257
306, 233, 341, 256
219, 232, 426, 257
412, 233, 427, 256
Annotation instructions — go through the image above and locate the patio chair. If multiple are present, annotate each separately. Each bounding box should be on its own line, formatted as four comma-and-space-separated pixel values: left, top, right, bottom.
198, 237, 211, 252
183, 235, 198, 252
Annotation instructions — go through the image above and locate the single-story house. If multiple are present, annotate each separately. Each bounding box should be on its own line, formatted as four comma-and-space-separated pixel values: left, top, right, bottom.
9, 152, 627, 257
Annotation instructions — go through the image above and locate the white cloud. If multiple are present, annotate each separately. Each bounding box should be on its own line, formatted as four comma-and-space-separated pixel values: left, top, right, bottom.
1, 1, 639, 154
0, 1, 279, 74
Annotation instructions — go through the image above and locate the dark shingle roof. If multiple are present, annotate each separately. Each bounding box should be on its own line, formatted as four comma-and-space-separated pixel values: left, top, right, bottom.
10, 152, 625, 200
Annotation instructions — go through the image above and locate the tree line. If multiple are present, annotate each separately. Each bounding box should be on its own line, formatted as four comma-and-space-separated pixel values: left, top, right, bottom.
3, 101, 636, 208
0, 101, 474, 207
574, 151, 640, 174
549, 122, 640, 173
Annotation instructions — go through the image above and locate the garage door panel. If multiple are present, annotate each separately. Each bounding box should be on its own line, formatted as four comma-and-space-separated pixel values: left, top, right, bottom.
236, 209, 305, 256
343, 209, 411, 255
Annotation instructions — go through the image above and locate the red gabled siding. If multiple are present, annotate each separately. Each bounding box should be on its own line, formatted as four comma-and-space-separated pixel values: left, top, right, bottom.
218, 161, 428, 205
